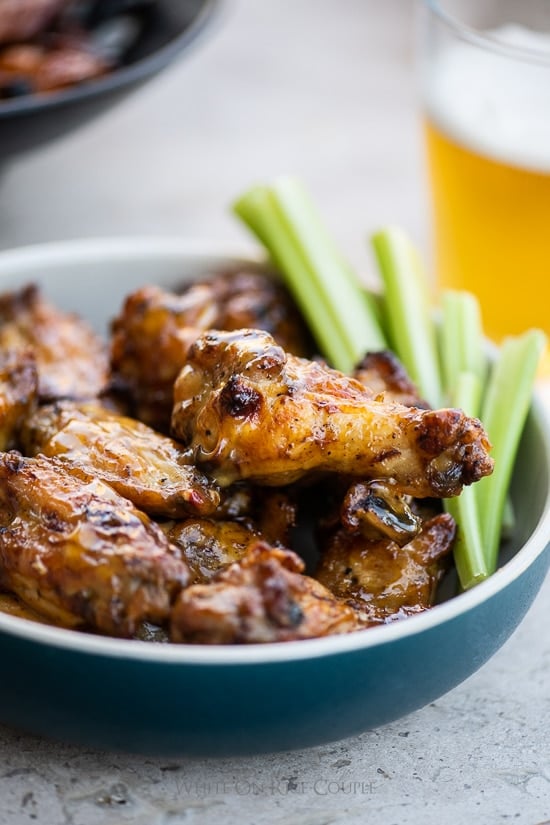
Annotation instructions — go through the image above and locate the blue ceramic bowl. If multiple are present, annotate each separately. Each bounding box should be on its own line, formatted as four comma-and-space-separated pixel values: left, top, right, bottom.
0, 237, 548, 757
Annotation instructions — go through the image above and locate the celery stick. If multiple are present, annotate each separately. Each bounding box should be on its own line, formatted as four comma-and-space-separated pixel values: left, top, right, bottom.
440, 290, 487, 404
234, 179, 386, 373
443, 372, 488, 589
371, 228, 442, 407
476, 329, 546, 573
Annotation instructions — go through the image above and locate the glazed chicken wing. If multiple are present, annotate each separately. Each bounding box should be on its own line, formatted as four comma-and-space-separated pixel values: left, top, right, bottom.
316, 512, 455, 625
170, 541, 359, 644
0, 453, 189, 636
171, 329, 493, 496
110, 284, 207, 431
0, 284, 108, 401
21, 400, 220, 518
110, 270, 311, 432
0, 348, 37, 450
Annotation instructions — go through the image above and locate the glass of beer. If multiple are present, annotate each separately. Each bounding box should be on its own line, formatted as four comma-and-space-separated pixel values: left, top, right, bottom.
418, 0, 550, 351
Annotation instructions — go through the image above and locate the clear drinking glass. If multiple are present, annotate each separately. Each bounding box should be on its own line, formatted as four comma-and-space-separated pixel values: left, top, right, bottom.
418, 0, 550, 355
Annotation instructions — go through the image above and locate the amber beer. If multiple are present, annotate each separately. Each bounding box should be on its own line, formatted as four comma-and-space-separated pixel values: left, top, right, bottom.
424, 119, 550, 343
421, 14, 550, 355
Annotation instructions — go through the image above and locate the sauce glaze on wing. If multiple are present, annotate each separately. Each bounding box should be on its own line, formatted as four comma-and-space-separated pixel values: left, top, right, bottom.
21, 400, 220, 518
171, 328, 494, 496
0, 452, 189, 636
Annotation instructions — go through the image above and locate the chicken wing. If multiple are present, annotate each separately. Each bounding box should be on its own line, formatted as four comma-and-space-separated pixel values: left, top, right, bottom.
0, 348, 37, 450
110, 270, 311, 432
353, 351, 428, 408
0, 452, 189, 636
170, 541, 359, 644
21, 400, 220, 518
316, 512, 455, 625
0, 284, 108, 401
171, 329, 493, 496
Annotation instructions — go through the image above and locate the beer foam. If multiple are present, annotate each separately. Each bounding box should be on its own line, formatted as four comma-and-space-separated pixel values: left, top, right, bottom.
424, 25, 550, 172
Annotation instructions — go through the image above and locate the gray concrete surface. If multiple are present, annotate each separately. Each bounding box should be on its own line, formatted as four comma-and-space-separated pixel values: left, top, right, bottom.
0, 2, 549, 823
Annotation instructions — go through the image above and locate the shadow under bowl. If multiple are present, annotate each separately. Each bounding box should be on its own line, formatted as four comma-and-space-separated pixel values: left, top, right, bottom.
0, 236, 548, 757
0, 0, 219, 158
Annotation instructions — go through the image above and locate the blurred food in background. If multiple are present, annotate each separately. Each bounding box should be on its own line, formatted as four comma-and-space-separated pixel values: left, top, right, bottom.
0, 0, 155, 98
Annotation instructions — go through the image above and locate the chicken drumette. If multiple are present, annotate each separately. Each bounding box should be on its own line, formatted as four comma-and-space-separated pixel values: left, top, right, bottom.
171, 541, 359, 644
110, 270, 311, 431
316, 512, 455, 625
171, 329, 493, 496
0, 452, 189, 636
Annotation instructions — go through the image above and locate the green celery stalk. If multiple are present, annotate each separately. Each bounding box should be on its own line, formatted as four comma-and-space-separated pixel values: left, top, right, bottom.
439, 288, 518, 540
233, 183, 539, 583
440, 290, 487, 404
476, 329, 546, 573
233, 178, 386, 374
371, 228, 442, 407
443, 371, 488, 589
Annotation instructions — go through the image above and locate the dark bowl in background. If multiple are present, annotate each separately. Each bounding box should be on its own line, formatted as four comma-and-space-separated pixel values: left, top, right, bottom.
0, 0, 219, 158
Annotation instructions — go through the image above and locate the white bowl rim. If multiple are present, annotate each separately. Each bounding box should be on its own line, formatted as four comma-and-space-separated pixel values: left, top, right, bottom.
0, 235, 548, 665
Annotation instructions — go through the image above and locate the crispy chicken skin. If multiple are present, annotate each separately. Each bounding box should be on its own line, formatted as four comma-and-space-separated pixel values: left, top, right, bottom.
171, 329, 494, 496
316, 513, 455, 625
110, 271, 311, 431
0, 284, 108, 401
353, 351, 429, 408
21, 400, 220, 518
110, 284, 207, 431
0, 349, 37, 450
170, 541, 359, 644
0, 452, 189, 636
201, 269, 311, 356
0, 0, 68, 44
